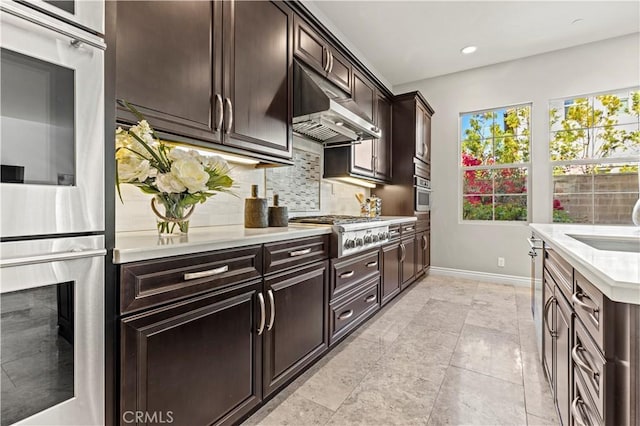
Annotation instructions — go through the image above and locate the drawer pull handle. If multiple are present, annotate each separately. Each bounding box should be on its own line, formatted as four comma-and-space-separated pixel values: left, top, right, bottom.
571, 344, 599, 381
404, 227, 414, 231
365, 294, 377, 303
543, 296, 557, 337
289, 248, 312, 257
572, 291, 599, 315
183, 265, 229, 281
340, 271, 355, 279
366, 261, 378, 268
571, 397, 588, 426
266, 289, 275, 331
257, 293, 266, 335
338, 309, 353, 320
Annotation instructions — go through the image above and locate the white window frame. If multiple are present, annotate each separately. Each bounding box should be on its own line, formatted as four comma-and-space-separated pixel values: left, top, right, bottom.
458, 102, 532, 225
549, 87, 640, 224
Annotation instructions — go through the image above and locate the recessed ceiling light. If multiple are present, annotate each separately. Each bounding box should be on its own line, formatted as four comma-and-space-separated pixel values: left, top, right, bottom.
461, 45, 477, 55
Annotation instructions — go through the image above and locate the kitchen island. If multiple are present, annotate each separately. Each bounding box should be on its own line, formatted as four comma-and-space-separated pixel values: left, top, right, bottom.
529, 223, 639, 426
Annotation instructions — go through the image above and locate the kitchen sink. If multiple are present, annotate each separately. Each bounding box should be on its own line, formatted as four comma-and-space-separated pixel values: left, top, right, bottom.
567, 234, 640, 253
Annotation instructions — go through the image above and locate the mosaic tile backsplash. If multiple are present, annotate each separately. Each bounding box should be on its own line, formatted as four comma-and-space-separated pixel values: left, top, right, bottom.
266, 149, 321, 212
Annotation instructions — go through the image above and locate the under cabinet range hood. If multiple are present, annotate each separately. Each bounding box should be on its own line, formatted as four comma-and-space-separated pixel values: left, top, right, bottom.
293, 62, 381, 146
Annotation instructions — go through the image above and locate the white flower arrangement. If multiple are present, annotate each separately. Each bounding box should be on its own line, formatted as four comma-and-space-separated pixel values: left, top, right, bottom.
115, 102, 234, 233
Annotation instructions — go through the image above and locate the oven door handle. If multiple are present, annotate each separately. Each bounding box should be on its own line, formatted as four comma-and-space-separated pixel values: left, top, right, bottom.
0, 248, 107, 268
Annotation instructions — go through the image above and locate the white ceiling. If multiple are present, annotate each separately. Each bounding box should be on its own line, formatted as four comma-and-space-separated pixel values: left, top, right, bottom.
308, 1, 640, 87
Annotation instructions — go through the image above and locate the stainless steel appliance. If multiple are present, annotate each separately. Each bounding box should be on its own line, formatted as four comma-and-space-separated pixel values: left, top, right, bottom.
0, 4, 106, 425
293, 62, 381, 145
415, 176, 431, 212
528, 233, 544, 358
1, 236, 106, 425
289, 215, 391, 258
0, 3, 105, 238
16, 0, 104, 34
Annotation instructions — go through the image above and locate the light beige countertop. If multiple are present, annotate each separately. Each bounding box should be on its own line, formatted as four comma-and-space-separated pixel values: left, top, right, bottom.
114, 225, 332, 264
529, 223, 640, 304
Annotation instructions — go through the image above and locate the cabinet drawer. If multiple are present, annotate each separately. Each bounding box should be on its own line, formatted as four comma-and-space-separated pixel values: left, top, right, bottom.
573, 270, 605, 351
331, 250, 380, 300
388, 224, 401, 240
573, 370, 604, 426
264, 235, 329, 275
573, 319, 607, 420
544, 247, 572, 300
330, 277, 379, 345
121, 245, 262, 314
401, 222, 417, 234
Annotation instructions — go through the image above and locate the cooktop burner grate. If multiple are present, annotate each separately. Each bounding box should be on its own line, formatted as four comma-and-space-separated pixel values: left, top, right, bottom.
289, 215, 382, 225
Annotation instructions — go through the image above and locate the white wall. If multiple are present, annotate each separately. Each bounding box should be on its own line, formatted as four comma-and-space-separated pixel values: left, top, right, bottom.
116, 136, 368, 232
395, 34, 640, 278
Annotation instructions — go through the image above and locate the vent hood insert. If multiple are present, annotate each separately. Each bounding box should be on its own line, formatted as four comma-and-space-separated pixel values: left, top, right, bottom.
293, 62, 381, 146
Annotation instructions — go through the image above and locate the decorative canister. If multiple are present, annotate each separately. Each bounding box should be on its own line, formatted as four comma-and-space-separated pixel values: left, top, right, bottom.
268, 194, 289, 227
244, 184, 268, 228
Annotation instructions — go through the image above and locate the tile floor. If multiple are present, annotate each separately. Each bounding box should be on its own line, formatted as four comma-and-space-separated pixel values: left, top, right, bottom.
243, 274, 560, 426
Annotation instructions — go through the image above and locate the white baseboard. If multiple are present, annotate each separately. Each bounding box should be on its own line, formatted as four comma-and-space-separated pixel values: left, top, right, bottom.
429, 266, 532, 287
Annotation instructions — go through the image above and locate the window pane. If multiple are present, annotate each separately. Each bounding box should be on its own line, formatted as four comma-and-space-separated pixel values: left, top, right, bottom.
552, 165, 594, 223
462, 169, 492, 195
551, 97, 593, 132
494, 134, 530, 163
463, 196, 493, 220
495, 168, 528, 194
549, 129, 591, 161
503, 105, 530, 136
593, 90, 640, 127
592, 123, 640, 159
495, 195, 527, 221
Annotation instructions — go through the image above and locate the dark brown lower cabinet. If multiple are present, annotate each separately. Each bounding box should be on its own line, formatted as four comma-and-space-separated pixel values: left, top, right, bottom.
555, 289, 572, 426
381, 241, 401, 306
400, 235, 416, 289
263, 261, 328, 397
416, 231, 429, 276
120, 280, 263, 426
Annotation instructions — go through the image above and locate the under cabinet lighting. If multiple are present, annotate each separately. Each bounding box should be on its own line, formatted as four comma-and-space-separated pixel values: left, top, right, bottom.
164, 142, 260, 165
332, 176, 377, 189
461, 45, 477, 55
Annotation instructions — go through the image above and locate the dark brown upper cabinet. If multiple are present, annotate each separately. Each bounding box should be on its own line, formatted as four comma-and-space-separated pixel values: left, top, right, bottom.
222, 0, 293, 159
352, 70, 375, 121
293, 15, 351, 95
374, 93, 392, 181
393, 91, 434, 167
115, 1, 221, 144
325, 89, 392, 184
115, 1, 293, 160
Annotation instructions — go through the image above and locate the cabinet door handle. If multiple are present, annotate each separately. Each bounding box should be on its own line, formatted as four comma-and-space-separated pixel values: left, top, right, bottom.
422, 141, 428, 157
572, 291, 599, 316
328, 51, 334, 74
399, 244, 406, 263
422, 235, 427, 249
257, 293, 266, 335
214, 94, 223, 132
571, 397, 588, 426
266, 289, 275, 331
289, 247, 312, 257
543, 296, 557, 337
572, 344, 599, 381
183, 265, 228, 281
322, 46, 329, 72
224, 97, 233, 134
365, 294, 376, 303
366, 261, 378, 268
338, 309, 353, 320
339, 271, 355, 279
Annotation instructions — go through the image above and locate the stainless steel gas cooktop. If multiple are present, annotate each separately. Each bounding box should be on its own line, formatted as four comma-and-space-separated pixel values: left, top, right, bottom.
290, 215, 389, 258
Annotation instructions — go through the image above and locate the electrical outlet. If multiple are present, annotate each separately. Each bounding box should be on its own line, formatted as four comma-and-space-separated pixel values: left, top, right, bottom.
497, 257, 505, 267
